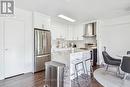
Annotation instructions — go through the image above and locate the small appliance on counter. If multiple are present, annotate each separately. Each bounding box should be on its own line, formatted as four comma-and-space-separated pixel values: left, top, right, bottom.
69, 42, 77, 48
56, 37, 65, 48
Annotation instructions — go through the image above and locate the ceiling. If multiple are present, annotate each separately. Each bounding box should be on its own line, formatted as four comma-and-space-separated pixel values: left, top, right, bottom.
16, 0, 130, 23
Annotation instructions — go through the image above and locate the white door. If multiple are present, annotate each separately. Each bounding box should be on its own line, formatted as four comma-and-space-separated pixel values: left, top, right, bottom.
4, 19, 25, 78
0, 20, 4, 79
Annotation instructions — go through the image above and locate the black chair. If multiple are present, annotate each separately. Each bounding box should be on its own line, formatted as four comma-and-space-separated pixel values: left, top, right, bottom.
127, 51, 130, 55
121, 56, 130, 80
102, 51, 121, 71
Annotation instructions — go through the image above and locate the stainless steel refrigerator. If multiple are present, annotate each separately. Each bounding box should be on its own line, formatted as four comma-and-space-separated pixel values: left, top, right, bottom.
34, 28, 51, 72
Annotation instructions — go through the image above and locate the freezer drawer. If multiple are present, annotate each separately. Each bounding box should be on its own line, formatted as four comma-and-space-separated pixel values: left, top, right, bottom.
34, 54, 51, 72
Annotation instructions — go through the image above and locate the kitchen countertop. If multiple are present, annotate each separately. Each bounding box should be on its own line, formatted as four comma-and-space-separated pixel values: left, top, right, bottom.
52, 48, 91, 54
51, 48, 91, 65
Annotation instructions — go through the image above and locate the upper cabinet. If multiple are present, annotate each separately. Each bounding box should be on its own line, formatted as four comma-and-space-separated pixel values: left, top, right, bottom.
50, 20, 66, 40
33, 12, 51, 30
50, 20, 76, 40
62, 24, 83, 40
74, 24, 84, 40
50, 22, 84, 40
33, 12, 84, 40
65, 24, 75, 40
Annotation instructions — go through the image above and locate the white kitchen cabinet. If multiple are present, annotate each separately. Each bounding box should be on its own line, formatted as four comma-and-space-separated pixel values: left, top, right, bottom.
0, 8, 33, 79
50, 19, 84, 40
50, 20, 66, 40
51, 19, 84, 40
33, 12, 51, 30
65, 24, 83, 40
74, 24, 84, 40
65, 25, 75, 40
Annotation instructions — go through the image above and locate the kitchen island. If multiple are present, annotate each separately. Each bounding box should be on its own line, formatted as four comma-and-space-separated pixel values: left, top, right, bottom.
51, 48, 91, 87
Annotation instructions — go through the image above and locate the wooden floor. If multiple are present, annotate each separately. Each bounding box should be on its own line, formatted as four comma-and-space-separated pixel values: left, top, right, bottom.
0, 67, 103, 87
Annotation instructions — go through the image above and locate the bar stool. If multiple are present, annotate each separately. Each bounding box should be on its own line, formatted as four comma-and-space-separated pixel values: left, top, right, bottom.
71, 59, 86, 87
84, 59, 93, 78
74, 61, 86, 79
71, 58, 91, 87
71, 58, 86, 78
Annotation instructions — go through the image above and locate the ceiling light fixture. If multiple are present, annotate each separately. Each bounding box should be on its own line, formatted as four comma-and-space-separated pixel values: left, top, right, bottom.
58, 14, 76, 22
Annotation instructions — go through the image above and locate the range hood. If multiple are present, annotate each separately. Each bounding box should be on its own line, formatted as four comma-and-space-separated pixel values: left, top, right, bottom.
83, 22, 96, 37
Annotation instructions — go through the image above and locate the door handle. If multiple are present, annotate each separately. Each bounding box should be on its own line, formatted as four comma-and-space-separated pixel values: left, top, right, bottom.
4, 49, 8, 51
0, 49, 8, 51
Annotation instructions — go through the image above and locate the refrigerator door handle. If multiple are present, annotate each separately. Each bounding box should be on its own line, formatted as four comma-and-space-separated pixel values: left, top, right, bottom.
37, 54, 51, 58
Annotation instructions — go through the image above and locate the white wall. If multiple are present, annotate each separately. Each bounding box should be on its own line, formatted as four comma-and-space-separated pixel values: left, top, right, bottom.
97, 15, 130, 65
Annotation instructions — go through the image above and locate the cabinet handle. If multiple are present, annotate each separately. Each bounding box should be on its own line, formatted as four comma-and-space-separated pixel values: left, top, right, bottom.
36, 54, 50, 57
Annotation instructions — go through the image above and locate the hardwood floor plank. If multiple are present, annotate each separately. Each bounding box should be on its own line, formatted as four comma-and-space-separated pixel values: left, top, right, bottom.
0, 66, 103, 87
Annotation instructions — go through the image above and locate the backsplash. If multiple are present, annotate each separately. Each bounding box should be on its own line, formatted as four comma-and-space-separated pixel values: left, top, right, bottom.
51, 37, 97, 49
84, 36, 97, 44
69, 37, 97, 48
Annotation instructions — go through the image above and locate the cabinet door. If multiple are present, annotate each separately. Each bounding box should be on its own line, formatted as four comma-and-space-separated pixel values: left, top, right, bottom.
74, 24, 83, 40
33, 12, 51, 30
50, 21, 66, 40
4, 20, 25, 78
65, 25, 74, 40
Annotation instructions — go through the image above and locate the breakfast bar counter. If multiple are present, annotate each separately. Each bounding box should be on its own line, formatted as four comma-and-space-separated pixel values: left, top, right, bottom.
51, 48, 91, 87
